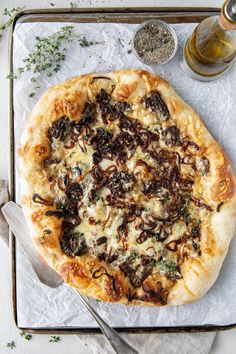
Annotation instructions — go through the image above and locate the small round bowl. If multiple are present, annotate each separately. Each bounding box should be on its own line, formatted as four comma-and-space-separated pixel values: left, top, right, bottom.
132, 19, 178, 66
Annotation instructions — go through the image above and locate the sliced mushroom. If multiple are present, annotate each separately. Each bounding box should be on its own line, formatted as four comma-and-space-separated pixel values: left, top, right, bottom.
143, 92, 170, 121
48, 116, 71, 141
60, 232, 87, 257
161, 126, 181, 146
196, 157, 210, 176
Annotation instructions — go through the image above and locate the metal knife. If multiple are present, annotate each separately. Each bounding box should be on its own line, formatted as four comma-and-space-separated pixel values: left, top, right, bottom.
2, 201, 138, 354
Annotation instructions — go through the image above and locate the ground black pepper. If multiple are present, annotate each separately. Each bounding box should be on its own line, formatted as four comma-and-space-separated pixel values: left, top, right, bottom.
133, 22, 175, 64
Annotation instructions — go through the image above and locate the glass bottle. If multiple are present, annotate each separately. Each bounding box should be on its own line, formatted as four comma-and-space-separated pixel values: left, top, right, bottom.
181, 0, 236, 81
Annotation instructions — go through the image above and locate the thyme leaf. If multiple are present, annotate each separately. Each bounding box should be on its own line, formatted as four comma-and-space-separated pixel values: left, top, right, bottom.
20, 331, 32, 341
129, 250, 138, 261
68, 1, 77, 8
0, 7, 25, 39
49, 335, 60, 343
7, 341, 16, 349
7, 26, 75, 96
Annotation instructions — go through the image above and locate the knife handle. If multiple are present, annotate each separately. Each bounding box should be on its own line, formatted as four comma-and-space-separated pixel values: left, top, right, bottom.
67, 284, 139, 354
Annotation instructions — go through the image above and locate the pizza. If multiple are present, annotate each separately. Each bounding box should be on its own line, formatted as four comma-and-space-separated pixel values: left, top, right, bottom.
19, 69, 236, 306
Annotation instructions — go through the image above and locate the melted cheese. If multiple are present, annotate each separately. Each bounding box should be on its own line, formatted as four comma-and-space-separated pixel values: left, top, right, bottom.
47, 92, 212, 278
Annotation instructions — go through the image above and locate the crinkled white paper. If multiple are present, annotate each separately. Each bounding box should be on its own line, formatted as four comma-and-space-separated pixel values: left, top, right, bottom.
13, 21, 236, 328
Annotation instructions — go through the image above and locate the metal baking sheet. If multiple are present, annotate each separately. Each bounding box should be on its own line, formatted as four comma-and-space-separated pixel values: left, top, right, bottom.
10, 7, 236, 334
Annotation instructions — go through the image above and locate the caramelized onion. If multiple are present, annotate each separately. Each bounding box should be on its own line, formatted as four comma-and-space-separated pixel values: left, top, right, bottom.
136, 230, 152, 244
155, 228, 169, 242
92, 266, 112, 279
45, 210, 64, 218
32, 193, 53, 206
165, 238, 182, 252
216, 201, 224, 212
191, 197, 213, 211
91, 76, 111, 84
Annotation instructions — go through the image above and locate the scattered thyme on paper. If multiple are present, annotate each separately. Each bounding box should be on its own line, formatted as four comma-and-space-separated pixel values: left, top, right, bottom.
13, 22, 236, 328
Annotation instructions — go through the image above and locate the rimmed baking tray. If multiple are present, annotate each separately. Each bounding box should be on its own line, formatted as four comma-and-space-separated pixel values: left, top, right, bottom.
9, 7, 236, 334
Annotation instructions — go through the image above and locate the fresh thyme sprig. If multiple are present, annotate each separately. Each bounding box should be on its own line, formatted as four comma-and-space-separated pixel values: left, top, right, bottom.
20, 331, 32, 341
7, 26, 74, 97
49, 335, 60, 343
68, 1, 77, 8
6, 340, 16, 349
7, 25, 101, 97
0, 7, 25, 38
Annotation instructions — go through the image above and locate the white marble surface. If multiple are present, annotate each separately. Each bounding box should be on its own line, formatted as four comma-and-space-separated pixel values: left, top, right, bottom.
0, 1, 236, 353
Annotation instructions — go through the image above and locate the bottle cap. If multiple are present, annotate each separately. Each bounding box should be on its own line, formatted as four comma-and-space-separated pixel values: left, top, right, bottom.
220, 0, 236, 30
225, 0, 236, 23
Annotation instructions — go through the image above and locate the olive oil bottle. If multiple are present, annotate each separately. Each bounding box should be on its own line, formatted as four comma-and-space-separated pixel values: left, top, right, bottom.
182, 0, 236, 81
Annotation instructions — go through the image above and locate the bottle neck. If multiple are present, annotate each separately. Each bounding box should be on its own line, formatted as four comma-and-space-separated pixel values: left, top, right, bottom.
219, 2, 236, 30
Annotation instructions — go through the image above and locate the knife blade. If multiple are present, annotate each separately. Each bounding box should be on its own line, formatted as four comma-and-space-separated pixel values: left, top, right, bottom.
2, 201, 63, 288
1, 201, 139, 354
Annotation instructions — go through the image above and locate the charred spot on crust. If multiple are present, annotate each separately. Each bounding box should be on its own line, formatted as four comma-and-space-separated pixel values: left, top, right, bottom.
107, 171, 135, 197
143, 92, 170, 121
60, 232, 87, 257
161, 126, 181, 147
48, 116, 71, 141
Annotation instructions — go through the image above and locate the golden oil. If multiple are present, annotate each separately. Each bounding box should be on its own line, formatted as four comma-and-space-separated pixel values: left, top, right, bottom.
182, 0, 236, 80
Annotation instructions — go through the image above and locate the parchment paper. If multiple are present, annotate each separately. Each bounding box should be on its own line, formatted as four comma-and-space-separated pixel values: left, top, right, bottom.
13, 21, 236, 328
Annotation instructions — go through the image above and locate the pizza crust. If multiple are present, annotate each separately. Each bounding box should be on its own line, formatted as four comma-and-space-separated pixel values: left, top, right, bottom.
19, 69, 236, 306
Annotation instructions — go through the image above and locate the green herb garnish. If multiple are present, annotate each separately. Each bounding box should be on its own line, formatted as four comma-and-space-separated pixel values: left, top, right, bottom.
7, 26, 74, 97
78, 36, 96, 48
179, 197, 191, 224
40, 235, 45, 243
69, 151, 76, 158
154, 259, 182, 280
70, 2, 76, 8
20, 331, 32, 341
55, 201, 64, 210
7, 341, 16, 349
129, 250, 138, 261
143, 153, 151, 161
49, 336, 60, 343
0, 7, 25, 39
158, 259, 177, 273
160, 192, 169, 205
